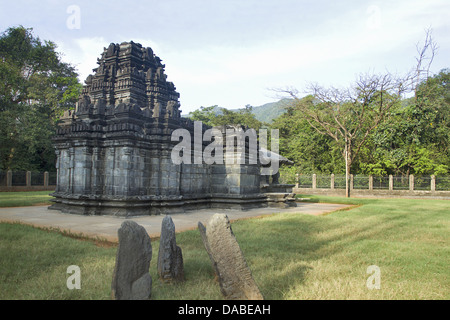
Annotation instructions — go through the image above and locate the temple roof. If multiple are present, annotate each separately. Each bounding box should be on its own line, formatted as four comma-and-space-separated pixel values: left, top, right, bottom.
78, 41, 181, 119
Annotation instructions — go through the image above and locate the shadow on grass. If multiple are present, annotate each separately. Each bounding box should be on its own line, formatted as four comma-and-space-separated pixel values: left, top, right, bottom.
3, 196, 445, 299
230, 201, 411, 299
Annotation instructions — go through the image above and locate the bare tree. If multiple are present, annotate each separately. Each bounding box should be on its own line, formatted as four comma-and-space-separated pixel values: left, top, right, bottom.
278, 28, 437, 197
415, 28, 439, 94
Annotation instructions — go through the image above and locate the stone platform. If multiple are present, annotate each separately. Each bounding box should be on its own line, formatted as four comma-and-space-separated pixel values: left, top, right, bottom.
0, 202, 353, 243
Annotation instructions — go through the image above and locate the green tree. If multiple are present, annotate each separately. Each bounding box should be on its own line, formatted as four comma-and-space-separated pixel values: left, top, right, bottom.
360, 69, 450, 176
281, 74, 407, 197
278, 30, 439, 197
188, 105, 264, 129
0, 26, 81, 171
271, 95, 342, 174
186, 105, 218, 126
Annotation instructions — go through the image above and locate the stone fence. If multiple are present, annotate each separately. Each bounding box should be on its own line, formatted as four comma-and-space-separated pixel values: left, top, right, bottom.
0, 171, 57, 191
290, 174, 450, 198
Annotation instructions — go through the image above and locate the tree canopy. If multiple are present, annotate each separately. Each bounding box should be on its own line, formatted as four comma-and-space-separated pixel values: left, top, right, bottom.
271, 29, 447, 196
187, 105, 265, 130
0, 26, 81, 171
272, 69, 449, 178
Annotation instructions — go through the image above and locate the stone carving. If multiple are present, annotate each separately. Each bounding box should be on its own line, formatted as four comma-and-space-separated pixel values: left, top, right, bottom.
157, 215, 185, 283
50, 40, 294, 216
111, 220, 152, 300
260, 149, 296, 207
198, 214, 264, 300
198, 221, 220, 278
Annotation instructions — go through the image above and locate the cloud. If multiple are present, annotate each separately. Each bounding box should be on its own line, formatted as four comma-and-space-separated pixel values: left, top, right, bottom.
50, 0, 449, 112
56, 37, 107, 82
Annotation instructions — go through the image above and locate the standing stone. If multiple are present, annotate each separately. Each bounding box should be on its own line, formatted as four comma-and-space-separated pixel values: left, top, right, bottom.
198, 214, 264, 300
111, 220, 152, 300
157, 215, 185, 282
198, 221, 220, 278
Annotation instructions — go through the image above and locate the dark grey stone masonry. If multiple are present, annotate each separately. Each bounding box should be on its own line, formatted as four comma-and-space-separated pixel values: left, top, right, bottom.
49, 41, 277, 216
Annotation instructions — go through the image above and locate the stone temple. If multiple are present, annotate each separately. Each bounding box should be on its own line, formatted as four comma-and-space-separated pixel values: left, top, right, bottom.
49, 41, 294, 216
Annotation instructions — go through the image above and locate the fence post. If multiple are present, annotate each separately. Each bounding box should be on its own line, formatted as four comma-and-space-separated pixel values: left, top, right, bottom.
312, 174, 317, 189
330, 173, 335, 189
350, 174, 354, 190
7, 170, 12, 187
295, 173, 299, 188
26, 171, 32, 187
369, 175, 373, 191
409, 174, 414, 191
44, 171, 49, 187
431, 175, 436, 192
389, 175, 393, 191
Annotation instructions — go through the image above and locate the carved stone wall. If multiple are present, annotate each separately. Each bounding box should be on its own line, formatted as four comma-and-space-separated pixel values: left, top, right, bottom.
50, 41, 268, 216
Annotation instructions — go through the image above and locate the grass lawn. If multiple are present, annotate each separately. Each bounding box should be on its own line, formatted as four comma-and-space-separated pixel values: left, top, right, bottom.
0, 191, 53, 207
0, 193, 448, 299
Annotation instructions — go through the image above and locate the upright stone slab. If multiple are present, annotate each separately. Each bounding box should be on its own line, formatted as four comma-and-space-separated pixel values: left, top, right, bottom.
111, 220, 152, 300
157, 215, 184, 282
199, 214, 263, 300
198, 221, 220, 278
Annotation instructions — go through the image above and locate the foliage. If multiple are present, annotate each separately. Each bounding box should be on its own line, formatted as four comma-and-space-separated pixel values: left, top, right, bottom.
0, 26, 81, 171
271, 98, 342, 174
285, 74, 410, 197
357, 69, 450, 176
188, 105, 265, 130
186, 105, 218, 126
249, 98, 292, 124
271, 69, 449, 177
270, 30, 448, 196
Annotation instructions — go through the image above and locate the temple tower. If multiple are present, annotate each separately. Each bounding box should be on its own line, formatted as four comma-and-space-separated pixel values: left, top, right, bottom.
50, 41, 271, 216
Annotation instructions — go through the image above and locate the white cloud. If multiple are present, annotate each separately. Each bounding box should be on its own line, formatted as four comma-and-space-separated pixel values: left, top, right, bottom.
56, 37, 107, 82
50, 0, 449, 112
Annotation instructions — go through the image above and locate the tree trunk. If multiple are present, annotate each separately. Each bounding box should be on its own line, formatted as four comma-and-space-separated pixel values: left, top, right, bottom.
345, 152, 349, 198
7, 147, 15, 171
345, 140, 351, 198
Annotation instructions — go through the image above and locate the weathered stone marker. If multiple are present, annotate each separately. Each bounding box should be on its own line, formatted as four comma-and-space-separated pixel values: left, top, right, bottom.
111, 220, 152, 300
157, 215, 185, 282
198, 221, 220, 278
198, 214, 264, 300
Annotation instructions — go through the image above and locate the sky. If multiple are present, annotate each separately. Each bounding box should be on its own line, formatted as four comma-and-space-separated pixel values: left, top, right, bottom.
1, 0, 449, 113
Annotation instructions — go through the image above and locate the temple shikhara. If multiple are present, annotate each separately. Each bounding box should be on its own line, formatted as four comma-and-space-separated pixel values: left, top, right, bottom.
50, 41, 294, 216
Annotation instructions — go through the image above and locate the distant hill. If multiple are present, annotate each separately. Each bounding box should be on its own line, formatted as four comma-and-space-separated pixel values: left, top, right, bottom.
182, 98, 294, 124
249, 98, 293, 123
